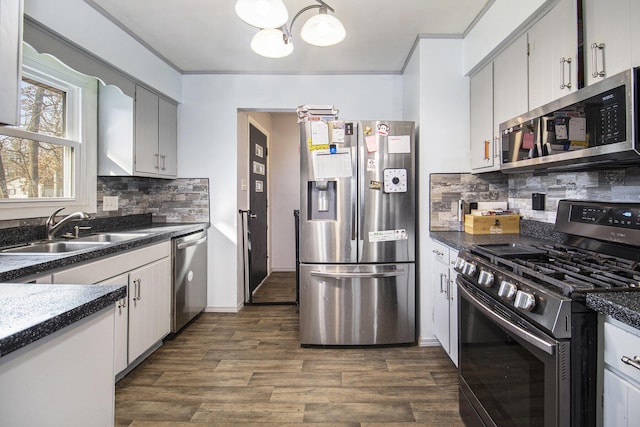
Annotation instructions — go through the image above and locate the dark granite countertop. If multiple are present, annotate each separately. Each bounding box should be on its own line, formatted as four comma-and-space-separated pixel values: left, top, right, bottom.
429, 230, 548, 252
586, 292, 640, 330
0, 222, 209, 282
0, 283, 127, 358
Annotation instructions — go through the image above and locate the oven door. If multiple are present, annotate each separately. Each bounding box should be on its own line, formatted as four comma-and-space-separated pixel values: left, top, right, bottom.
457, 279, 570, 427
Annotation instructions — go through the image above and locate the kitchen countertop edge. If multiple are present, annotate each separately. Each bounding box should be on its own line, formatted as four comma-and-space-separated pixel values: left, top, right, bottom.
0, 222, 209, 282
586, 292, 640, 330
0, 284, 127, 358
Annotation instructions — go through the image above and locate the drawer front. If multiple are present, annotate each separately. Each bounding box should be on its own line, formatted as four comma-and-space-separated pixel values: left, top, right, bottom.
604, 320, 640, 386
432, 240, 450, 266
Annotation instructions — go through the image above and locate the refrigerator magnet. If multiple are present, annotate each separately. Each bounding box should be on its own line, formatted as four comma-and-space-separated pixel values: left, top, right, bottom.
376, 123, 390, 136
367, 158, 376, 171
369, 180, 382, 190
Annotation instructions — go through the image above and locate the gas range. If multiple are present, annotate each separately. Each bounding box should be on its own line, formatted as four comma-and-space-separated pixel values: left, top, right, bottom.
456, 200, 640, 427
455, 200, 640, 339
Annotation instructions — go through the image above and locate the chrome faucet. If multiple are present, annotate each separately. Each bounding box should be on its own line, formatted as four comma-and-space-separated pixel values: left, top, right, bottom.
45, 207, 91, 240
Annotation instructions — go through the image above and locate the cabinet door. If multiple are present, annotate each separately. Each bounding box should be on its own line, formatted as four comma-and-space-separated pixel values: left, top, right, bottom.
97, 274, 129, 374
0, 0, 22, 125
631, 0, 640, 68
158, 98, 178, 178
433, 258, 451, 354
528, 0, 578, 110
128, 257, 171, 362
583, 0, 632, 85
470, 63, 495, 171
494, 33, 529, 132
134, 85, 160, 175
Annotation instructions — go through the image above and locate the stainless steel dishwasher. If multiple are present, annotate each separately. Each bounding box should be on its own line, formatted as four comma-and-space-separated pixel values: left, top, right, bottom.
172, 230, 208, 333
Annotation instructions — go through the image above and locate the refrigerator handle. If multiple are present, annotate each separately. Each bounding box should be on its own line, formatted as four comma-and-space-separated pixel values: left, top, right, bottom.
310, 270, 405, 279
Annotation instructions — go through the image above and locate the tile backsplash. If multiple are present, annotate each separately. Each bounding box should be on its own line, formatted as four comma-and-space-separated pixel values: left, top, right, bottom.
508, 167, 640, 223
430, 172, 509, 231
0, 177, 210, 232
430, 167, 640, 231
97, 177, 210, 223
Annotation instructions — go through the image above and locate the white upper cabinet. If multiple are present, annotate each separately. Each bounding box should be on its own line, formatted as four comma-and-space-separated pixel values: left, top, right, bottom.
632, 0, 640, 68
0, 0, 23, 125
470, 63, 495, 171
528, 0, 578, 110
494, 33, 529, 132
98, 83, 178, 178
583, 0, 633, 86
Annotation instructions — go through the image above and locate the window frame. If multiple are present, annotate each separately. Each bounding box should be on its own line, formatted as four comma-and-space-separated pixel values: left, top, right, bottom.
0, 43, 97, 220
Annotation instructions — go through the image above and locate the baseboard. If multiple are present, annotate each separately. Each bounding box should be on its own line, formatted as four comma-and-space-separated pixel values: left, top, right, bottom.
418, 337, 441, 347
204, 305, 241, 313
270, 268, 296, 272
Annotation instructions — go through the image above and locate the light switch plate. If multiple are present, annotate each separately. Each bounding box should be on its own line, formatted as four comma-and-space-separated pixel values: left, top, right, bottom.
103, 196, 119, 211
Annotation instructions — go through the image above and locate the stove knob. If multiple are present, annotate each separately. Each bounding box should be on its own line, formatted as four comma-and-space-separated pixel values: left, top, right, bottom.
478, 270, 495, 288
454, 257, 465, 271
461, 261, 477, 277
514, 291, 536, 311
498, 281, 517, 300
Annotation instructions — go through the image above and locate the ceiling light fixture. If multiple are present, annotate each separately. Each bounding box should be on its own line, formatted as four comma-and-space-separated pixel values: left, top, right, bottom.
235, 0, 289, 29
235, 0, 346, 59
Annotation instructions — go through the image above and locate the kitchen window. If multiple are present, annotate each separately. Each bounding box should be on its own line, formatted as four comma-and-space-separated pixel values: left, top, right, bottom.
0, 43, 97, 220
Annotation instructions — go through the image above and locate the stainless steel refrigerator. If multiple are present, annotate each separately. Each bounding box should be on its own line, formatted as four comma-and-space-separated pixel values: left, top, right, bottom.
299, 120, 416, 346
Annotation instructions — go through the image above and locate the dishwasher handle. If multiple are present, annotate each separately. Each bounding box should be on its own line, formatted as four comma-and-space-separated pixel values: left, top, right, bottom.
176, 234, 207, 250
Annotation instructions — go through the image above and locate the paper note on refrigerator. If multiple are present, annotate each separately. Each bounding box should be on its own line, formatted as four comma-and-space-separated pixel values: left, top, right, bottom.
365, 135, 378, 152
387, 135, 411, 153
313, 150, 352, 178
310, 121, 330, 146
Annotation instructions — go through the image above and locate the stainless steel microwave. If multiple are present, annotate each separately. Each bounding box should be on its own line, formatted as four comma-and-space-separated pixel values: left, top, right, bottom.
499, 67, 639, 172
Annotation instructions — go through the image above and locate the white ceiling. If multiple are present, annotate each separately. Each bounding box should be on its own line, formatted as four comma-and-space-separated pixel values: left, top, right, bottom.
84, 0, 491, 75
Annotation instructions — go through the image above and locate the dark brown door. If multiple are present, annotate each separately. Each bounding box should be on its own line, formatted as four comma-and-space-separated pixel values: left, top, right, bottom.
248, 123, 268, 301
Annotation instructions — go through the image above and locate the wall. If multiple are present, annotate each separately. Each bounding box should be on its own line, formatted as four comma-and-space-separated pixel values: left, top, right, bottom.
402, 38, 470, 345
269, 113, 300, 271
181, 74, 403, 311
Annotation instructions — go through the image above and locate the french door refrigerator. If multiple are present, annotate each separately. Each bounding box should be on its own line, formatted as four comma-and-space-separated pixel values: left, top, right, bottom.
299, 120, 416, 346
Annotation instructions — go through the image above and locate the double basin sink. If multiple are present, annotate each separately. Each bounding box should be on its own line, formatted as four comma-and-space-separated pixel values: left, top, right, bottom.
1, 232, 149, 255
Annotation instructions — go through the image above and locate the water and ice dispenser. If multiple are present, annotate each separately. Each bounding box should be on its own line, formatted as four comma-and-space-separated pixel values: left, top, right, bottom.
307, 180, 337, 220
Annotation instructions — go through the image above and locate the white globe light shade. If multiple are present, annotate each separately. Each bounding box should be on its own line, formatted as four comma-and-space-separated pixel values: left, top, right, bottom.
235, 0, 289, 29
300, 12, 346, 47
251, 28, 294, 58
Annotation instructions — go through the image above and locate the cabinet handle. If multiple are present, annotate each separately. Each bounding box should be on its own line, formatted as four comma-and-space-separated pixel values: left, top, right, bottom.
484, 140, 490, 161
448, 278, 455, 300
132, 278, 141, 301
439, 273, 447, 294
154, 153, 160, 170
160, 154, 166, 171
494, 136, 500, 159
591, 43, 605, 78
432, 249, 444, 257
621, 355, 640, 372
560, 57, 572, 89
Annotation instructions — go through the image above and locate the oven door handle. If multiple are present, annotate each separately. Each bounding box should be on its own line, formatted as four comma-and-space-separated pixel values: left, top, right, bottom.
458, 284, 556, 355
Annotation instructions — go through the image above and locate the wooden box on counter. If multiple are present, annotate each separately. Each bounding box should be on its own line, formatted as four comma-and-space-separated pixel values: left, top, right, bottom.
464, 214, 520, 235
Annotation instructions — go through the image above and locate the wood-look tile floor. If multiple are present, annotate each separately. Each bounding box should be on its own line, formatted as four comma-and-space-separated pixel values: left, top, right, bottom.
252, 271, 297, 304
115, 276, 463, 426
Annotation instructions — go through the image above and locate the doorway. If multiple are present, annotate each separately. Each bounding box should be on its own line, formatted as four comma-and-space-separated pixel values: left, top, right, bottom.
238, 112, 299, 305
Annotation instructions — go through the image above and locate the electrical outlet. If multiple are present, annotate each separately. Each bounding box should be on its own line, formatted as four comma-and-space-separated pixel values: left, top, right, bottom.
103, 196, 119, 211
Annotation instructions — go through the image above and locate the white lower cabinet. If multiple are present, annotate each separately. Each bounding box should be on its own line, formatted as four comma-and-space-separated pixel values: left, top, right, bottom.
128, 257, 171, 362
98, 273, 129, 374
432, 240, 458, 366
52, 241, 171, 375
0, 308, 116, 426
602, 318, 640, 427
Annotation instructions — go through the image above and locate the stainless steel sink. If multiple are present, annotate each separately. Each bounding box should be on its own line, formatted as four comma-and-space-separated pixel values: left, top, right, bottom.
76, 232, 149, 243
2, 241, 110, 254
